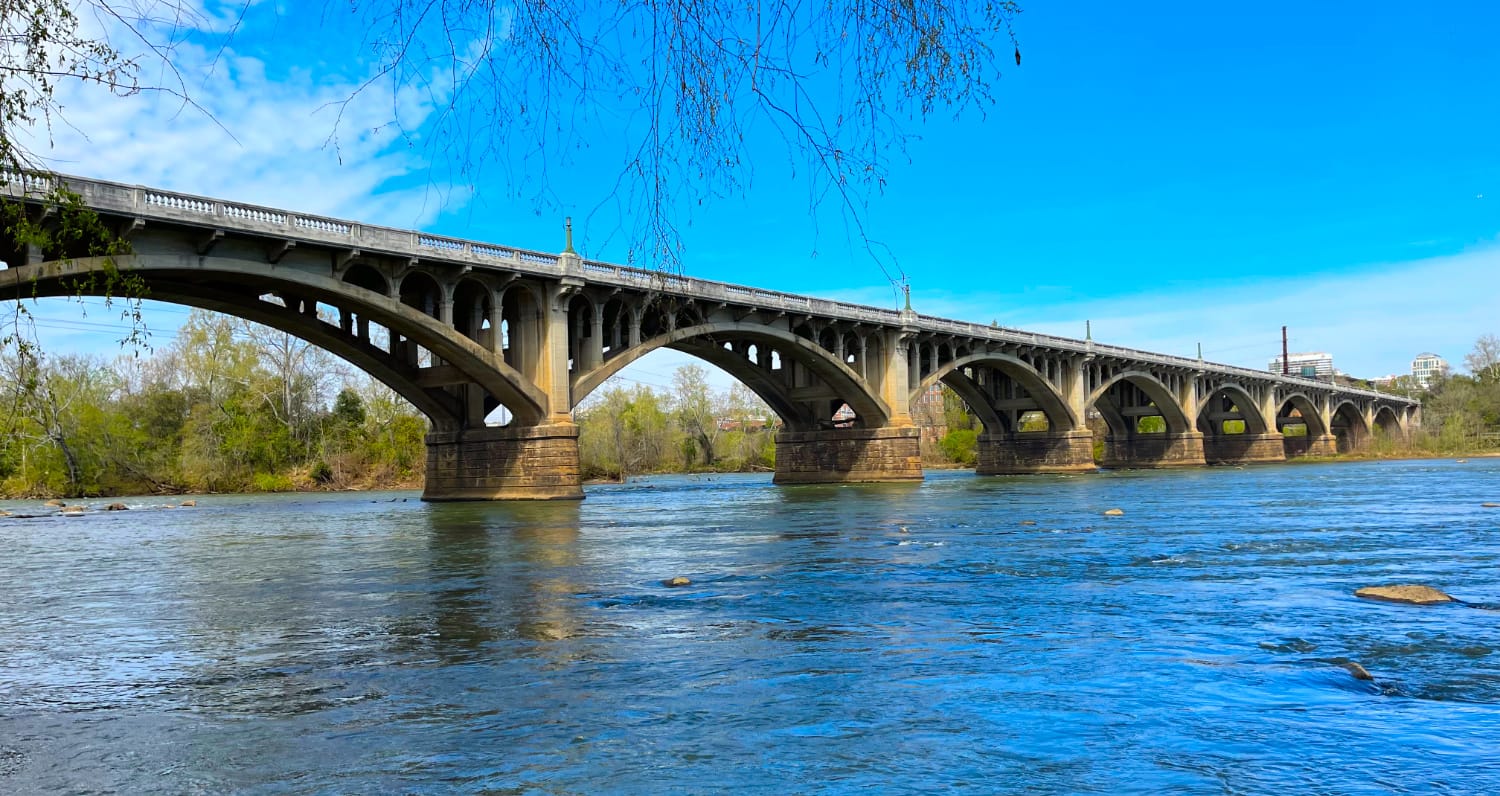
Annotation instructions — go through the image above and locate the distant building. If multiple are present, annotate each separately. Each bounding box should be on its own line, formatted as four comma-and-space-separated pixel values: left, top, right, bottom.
1411, 352, 1448, 388
911, 382, 948, 441
1269, 352, 1334, 379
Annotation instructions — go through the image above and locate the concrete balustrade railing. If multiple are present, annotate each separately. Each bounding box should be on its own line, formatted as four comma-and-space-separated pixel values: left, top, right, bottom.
2, 171, 1402, 403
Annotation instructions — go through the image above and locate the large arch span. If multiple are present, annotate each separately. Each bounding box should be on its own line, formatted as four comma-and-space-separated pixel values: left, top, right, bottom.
0, 255, 549, 429
570, 321, 892, 432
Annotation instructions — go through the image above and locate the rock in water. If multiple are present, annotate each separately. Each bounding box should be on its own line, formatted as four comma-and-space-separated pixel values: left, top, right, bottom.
1483, 502, 1499, 508
662, 576, 692, 588
43, 499, 65, 507
1355, 585, 1457, 605
1019, 520, 1038, 526
1341, 661, 1374, 681
1103, 508, 1125, 516
60, 505, 85, 515
106, 503, 128, 511
180, 500, 197, 507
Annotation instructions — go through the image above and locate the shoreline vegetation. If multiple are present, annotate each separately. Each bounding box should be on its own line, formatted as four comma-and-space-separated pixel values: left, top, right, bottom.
5, 321, 1500, 500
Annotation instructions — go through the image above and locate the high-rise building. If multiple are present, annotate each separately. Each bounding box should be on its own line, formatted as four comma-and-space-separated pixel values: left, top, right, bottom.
1410, 353, 1448, 388
1269, 352, 1334, 379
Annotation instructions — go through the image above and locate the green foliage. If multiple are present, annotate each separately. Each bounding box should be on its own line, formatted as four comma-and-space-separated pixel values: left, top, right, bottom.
1136, 415, 1167, 434
577, 367, 777, 480
0, 309, 430, 497
938, 428, 979, 466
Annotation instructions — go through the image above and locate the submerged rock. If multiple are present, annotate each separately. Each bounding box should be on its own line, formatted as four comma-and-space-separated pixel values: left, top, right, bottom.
662, 576, 692, 588
1103, 508, 1125, 517
1341, 661, 1374, 681
1019, 520, 1038, 526
1355, 585, 1457, 605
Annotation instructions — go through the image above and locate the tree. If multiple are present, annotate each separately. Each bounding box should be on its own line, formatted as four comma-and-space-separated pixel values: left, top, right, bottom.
1465, 334, 1500, 383
349, 1, 1020, 270
671, 364, 720, 467
5, 2, 1021, 275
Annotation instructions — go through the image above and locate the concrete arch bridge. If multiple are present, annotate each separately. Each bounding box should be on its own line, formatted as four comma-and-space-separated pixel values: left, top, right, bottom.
1, 175, 1419, 500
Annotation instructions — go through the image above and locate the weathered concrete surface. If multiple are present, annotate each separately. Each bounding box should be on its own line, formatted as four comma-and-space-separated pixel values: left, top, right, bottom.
1101, 432, 1206, 469
773, 427, 923, 484
424, 424, 583, 500
1284, 433, 1339, 458
1204, 432, 1287, 465
1355, 585, 1457, 605
977, 430, 1097, 475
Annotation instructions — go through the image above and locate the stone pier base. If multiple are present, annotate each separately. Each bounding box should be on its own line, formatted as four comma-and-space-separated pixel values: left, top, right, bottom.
1204, 432, 1288, 465
773, 427, 924, 484
1284, 433, 1339, 458
424, 424, 584, 501
1101, 432, 1206, 469
977, 430, 1098, 475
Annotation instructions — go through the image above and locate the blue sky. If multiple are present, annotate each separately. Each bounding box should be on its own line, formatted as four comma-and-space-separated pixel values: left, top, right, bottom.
20, 0, 1500, 387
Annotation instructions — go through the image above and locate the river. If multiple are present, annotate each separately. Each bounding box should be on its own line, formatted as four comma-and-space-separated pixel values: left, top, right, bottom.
2, 459, 1498, 793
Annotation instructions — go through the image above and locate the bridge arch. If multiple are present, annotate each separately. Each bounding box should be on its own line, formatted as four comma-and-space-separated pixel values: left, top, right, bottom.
1275, 392, 1328, 437
1330, 400, 1370, 452
1195, 382, 1270, 435
1088, 371, 1191, 435
1373, 405, 1404, 439
569, 321, 891, 431
912, 353, 1077, 434
2, 255, 549, 427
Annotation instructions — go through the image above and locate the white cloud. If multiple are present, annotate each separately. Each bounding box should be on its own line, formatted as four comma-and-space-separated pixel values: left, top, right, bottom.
18, 9, 463, 229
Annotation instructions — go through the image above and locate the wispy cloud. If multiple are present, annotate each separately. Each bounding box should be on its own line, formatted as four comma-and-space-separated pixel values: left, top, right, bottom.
19, 8, 463, 228
816, 246, 1500, 379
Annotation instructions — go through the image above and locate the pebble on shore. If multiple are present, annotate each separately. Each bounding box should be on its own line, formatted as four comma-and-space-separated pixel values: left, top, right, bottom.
1355, 585, 1457, 605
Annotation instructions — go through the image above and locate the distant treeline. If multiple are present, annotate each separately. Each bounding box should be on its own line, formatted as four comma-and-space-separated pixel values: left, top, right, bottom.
7, 310, 1495, 499
575, 365, 780, 481
2, 309, 428, 498
1385, 334, 1500, 454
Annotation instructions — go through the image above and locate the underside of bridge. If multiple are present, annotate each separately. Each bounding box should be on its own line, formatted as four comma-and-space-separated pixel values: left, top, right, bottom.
1, 177, 1420, 499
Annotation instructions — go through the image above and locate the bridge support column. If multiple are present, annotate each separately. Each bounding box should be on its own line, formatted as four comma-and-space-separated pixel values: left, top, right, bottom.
977, 430, 1097, 475
773, 427, 923, 484
1203, 433, 1287, 465
423, 423, 583, 501
1101, 431, 1206, 469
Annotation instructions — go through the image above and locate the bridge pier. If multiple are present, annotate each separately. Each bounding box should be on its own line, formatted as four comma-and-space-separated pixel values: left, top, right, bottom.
1101, 431, 1206, 469
772, 427, 924, 484
1203, 432, 1287, 465
423, 424, 584, 501
976, 430, 1097, 475
1283, 433, 1339, 458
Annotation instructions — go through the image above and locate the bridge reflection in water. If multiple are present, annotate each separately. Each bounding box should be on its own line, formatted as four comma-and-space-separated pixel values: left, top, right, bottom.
1, 174, 1418, 500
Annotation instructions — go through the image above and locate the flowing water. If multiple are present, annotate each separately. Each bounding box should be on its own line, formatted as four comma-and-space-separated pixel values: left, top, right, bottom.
2, 459, 1499, 794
